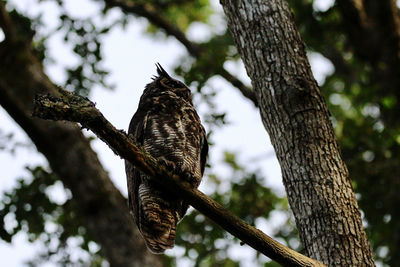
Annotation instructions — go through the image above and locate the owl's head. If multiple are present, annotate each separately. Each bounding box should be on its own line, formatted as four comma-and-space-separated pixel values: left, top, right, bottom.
148, 63, 192, 102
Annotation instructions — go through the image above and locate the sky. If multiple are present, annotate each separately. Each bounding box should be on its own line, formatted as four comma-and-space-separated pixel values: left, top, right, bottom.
0, 0, 334, 266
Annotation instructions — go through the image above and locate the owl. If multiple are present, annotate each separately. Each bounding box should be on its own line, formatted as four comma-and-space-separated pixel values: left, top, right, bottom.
125, 64, 208, 253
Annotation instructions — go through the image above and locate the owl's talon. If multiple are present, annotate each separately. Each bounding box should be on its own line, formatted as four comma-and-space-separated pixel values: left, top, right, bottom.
158, 157, 176, 172
180, 172, 197, 185
162, 162, 197, 185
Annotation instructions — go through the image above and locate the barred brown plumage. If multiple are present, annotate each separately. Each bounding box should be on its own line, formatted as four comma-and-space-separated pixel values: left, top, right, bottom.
125, 64, 208, 253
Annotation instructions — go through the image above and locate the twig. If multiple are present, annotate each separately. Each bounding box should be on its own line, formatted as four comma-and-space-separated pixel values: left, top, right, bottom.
32, 90, 325, 267
104, 0, 201, 56
0, 1, 15, 40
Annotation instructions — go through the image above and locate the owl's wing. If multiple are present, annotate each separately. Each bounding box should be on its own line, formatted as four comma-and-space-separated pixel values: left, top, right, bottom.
179, 126, 208, 219
125, 109, 148, 222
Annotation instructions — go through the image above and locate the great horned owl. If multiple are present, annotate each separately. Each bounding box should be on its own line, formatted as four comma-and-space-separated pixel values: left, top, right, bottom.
125, 64, 208, 253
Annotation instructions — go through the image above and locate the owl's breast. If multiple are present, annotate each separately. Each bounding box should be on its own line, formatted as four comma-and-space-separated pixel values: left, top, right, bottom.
142, 94, 203, 179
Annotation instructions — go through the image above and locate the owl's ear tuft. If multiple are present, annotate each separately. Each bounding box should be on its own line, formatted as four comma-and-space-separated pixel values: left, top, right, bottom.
155, 63, 171, 79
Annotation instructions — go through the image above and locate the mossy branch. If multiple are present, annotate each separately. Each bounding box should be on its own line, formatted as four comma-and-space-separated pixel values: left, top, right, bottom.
32, 89, 325, 267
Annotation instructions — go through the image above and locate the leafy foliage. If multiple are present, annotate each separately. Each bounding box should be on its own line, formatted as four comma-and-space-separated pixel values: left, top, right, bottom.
143, 0, 212, 32
56, 7, 116, 96
0, 166, 106, 266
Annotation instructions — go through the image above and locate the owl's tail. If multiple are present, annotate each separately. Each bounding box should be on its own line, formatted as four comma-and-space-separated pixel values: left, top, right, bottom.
137, 183, 182, 254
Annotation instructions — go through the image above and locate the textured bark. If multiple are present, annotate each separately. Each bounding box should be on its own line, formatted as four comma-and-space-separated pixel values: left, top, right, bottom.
220, 1, 375, 266
0, 40, 162, 267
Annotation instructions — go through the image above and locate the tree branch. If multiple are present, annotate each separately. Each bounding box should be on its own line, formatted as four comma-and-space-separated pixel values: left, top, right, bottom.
104, 0, 201, 56
102, 0, 258, 106
0, 1, 15, 40
32, 90, 325, 267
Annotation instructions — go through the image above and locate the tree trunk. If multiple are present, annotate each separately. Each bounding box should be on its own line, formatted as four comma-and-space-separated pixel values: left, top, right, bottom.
0, 39, 162, 267
220, 0, 375, 266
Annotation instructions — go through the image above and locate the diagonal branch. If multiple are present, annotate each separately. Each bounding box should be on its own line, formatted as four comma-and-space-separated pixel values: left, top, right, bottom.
32, 89, 324, 267
104, 0, 201, 56
103, 0, 258, 106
